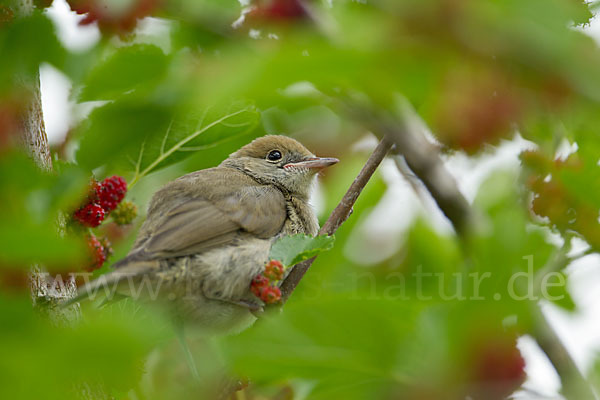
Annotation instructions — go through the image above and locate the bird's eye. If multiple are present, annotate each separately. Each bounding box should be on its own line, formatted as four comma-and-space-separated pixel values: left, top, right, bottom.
267, 150, 282, 161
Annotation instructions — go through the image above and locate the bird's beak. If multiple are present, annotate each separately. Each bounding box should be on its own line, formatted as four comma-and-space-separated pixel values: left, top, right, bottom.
284, 157, 339, 170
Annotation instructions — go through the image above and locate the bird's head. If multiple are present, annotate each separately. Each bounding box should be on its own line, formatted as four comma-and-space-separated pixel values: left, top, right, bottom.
222, 135, 339, 199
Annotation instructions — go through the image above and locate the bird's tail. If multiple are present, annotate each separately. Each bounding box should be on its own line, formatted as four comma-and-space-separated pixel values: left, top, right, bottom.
61, 257, 158, 308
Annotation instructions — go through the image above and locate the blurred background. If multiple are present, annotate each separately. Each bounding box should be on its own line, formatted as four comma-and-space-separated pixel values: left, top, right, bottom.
2, 0, 600, 399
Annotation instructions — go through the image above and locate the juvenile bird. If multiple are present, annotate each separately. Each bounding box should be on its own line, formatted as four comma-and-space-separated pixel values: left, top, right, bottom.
78, 135, 338, 334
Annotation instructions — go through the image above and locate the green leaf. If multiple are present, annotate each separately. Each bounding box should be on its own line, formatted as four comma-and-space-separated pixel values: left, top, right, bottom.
269, 234, 335, 268
75, 97, 171, 172
128, 102, 260, 186
79, 44, 169, 101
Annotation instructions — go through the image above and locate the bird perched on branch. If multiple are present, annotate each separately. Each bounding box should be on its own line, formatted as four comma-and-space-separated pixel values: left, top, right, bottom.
75, 135, 338, 334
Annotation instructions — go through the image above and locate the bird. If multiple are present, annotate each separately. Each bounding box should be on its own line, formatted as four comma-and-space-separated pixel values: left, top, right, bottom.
75, 135, 339, 335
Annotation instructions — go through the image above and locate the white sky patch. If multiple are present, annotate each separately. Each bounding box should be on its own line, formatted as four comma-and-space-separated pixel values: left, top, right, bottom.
554, 138, 579, 161
46, 0, 100, 52
444, 133, 537, 203
343, 157, 434, 265
516, 335, 562, 399
577, 10, 600, 46
40, 63, 72, 144
133, 17, 172, 54
344, 132, 536, 266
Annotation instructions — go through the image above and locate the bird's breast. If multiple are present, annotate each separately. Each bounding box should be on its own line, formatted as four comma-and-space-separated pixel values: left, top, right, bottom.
282, 197, 319, 236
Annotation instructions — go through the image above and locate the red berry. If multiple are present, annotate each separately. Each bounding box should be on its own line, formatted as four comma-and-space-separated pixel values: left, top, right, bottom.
67, 0, 160, 34
432, 70, 521, 154
467, 336, 526, 400
96, 175, 127, 212
86, 234, 106, 271
264, 259, 284, 281
74, 203, 106, 227
250, 274, 270, 297
259, 285, 282, 304
251, 0, 308, 21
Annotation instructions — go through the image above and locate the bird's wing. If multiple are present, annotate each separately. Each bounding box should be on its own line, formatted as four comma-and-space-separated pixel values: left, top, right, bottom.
127, 168, 287, 260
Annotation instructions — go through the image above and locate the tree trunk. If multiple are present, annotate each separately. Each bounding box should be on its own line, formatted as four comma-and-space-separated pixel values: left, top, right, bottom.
8, 0, 81, 324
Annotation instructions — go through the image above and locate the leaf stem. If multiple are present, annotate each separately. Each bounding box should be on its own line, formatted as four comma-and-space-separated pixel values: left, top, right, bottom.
128, 108, 251, 189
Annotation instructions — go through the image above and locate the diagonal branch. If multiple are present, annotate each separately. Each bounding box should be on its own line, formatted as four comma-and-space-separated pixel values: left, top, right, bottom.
533, 304, 596, 399
341, 97, 473, 235
279, 136, 393, 303
343, 98, 595, 400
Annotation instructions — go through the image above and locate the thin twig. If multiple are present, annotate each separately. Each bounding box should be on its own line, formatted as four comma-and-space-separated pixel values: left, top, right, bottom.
279, 136, 393, 303
341, 97, 473, 235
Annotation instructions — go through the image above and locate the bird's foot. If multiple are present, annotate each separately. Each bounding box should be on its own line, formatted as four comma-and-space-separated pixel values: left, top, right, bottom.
206, 294, 264, 313
229, 299, 263, 313
225, 298, 265, 317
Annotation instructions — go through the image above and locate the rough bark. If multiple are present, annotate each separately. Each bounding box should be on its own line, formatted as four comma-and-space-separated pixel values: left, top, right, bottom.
17, 74, 52, 171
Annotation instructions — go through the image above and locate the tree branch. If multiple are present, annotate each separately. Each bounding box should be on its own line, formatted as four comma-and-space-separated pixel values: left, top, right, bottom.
341, 97, 473, 235
17, 73, 52, 172
342, 98, 595, 400
279, 136, 393, 303
532, 305, 596, 399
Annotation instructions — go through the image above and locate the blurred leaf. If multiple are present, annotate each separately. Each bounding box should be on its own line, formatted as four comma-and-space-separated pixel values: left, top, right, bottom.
468, 172, 554, 321
80, 44, 169, 101
0, 11, 65, 90
221, 297, 418, 400
402, 219, 461, 277
0, 297, 169, 400
0, 220, 85, 266
269, 234, 335, 268
543, 271, 576, 311
0, 152, 87, 266
589, 353, 600, 394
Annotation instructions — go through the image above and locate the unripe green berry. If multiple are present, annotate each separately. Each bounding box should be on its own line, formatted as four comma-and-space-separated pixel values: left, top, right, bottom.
111, 200, 138, 225
264, 259, 284, 281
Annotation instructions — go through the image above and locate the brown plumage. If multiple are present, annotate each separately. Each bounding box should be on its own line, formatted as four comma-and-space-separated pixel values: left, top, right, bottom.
76, 135, 338, 334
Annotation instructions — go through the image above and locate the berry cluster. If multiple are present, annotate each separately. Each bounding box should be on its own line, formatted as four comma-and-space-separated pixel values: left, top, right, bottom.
72, 175, 134, 271
432, 70, 521, 154
73, 175, 128, 228
468, 336, 525, 400
250, 260, 284, 304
